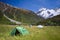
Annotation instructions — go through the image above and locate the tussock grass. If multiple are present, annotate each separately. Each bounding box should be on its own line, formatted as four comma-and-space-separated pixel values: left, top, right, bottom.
0, 25, 60, 40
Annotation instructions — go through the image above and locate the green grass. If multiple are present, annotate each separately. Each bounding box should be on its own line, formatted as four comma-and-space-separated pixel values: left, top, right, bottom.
0, 25, 60, 40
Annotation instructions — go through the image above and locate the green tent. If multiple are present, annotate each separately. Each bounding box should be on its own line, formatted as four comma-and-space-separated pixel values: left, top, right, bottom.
11, 26, 29, 36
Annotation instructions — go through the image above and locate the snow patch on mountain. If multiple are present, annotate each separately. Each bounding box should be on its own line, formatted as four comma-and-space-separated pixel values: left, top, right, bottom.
37, 8, 60, 19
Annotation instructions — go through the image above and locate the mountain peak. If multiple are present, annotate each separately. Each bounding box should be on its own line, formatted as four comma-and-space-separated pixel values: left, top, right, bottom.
37, 8, 60, 19
39, 8, 46, 11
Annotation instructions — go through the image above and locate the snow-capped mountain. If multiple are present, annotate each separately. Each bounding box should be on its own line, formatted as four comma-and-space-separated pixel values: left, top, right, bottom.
37, 8, 60, 19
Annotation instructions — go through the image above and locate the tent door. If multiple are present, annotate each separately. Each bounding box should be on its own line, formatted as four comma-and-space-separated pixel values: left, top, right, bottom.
15, 29, 20, 35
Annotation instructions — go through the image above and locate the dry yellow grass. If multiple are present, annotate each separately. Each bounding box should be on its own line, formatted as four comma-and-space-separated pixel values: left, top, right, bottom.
0, 25, 60, 40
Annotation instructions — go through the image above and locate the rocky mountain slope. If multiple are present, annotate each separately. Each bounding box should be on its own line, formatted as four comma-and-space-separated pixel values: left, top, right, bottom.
0, 2, 41, 25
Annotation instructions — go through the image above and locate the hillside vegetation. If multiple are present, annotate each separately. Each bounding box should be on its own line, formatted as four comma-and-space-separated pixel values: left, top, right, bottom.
0, 2, 41, 25
37, 15, 60, 26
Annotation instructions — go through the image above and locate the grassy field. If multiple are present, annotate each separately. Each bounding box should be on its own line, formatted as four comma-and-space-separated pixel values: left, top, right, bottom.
0, 25, 60, 40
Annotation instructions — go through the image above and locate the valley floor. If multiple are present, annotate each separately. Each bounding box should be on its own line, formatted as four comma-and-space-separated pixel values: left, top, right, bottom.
0, 25, 60, 40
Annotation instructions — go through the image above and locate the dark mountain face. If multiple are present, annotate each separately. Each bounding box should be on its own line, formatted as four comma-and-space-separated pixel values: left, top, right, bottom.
36, 15, 60, 26
0, 2, 41, 24
0, 11, 3, 20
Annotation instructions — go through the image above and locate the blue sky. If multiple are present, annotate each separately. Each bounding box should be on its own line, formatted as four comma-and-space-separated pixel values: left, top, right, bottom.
0, 0, 60, 12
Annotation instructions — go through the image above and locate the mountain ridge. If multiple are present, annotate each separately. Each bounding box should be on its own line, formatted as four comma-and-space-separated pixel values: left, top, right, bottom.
0, 2, 41, 25
37, 8, 60, 19
0, 2, 60, 25
36, 8, 60, 25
